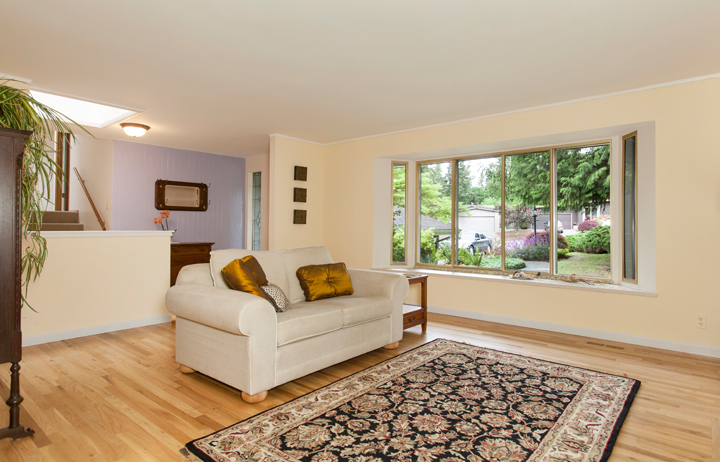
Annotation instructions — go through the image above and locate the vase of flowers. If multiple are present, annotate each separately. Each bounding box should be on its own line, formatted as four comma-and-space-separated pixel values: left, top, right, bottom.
154, 210, 171, 230
154, 210, 176, 240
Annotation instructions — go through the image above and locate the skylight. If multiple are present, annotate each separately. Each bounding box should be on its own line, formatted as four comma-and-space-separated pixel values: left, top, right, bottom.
29, 91, 137, 128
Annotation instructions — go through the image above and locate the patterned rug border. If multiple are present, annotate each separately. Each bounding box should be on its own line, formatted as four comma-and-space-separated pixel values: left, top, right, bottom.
184, 338, 640, 462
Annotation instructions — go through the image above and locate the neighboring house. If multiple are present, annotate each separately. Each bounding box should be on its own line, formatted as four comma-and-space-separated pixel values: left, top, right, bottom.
458, 205, 500, 240
394, 206, 451, 240
536, 202, 611, 231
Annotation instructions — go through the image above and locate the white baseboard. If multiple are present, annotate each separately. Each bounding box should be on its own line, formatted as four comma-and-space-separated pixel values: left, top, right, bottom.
23, 315, 173, 347
428, 306, 720, 359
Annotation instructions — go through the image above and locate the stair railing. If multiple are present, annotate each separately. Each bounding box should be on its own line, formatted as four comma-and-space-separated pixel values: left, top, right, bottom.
73, 168, 106, 231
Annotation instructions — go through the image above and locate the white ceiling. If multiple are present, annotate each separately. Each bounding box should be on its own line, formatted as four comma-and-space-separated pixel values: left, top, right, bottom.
2, 1, 719, 158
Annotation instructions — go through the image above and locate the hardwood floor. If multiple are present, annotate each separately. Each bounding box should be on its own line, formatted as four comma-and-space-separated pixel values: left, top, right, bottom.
1, 313, 719, 461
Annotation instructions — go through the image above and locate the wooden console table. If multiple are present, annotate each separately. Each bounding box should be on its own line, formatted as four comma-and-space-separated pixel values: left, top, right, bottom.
170, 242, 213, 286
402, 274, 427, 333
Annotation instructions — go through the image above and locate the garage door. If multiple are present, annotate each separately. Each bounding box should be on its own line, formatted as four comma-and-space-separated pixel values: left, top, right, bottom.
458, 216, 495, 235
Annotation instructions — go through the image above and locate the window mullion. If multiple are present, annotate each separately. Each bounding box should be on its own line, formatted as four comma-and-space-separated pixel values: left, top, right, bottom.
550, 148, 556, 276
501, 154, 506, 271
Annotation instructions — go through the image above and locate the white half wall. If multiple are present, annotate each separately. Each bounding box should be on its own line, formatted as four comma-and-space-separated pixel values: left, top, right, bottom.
22, 231, 172, 345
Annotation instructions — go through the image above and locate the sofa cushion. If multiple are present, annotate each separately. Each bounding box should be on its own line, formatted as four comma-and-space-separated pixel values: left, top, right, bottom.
276, 295, 393, 346
328, 295, 393, 327
275, 304, 344, 346
296, 262, 354, 301
278, 246, 334, 305
210, 249, 289, 295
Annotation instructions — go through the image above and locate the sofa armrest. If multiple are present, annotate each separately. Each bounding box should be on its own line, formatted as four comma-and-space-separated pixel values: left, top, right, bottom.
348, 269, 409, 344
166, 284, 277, 336
347, 269, 409, 301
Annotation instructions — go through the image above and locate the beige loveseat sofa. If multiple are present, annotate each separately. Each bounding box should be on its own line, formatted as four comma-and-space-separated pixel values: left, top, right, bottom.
165, 246, 408, 403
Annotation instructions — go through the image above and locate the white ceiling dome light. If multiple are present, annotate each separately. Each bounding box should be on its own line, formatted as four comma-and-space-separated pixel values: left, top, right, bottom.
120, 123, 150, 137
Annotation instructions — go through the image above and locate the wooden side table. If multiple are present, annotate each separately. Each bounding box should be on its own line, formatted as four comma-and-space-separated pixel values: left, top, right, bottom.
402, 274, 427, 333
170, 242, 214, 286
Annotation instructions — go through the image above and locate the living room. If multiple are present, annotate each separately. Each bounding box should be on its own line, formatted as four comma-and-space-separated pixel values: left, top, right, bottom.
2, 2, 719, 461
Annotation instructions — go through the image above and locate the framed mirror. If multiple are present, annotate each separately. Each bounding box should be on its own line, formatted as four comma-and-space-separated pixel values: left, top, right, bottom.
155, 180, 209, 211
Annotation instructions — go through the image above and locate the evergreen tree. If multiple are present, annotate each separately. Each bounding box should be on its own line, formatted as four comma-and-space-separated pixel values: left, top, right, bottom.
555, 145, 610, 213
505, 151, 551, 209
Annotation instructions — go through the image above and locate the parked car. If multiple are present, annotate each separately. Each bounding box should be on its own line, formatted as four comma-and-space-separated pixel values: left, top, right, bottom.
544, 221, 564, 233
468, 233, 492, 254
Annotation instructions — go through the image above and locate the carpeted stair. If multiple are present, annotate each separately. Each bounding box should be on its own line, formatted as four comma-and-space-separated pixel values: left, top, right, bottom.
35, 210, 84, 231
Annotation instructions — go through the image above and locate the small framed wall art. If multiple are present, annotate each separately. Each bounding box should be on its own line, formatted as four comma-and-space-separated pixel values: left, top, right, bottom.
293, 210, 307, 224
293, 187, 307, 203
294, 166, 308, 181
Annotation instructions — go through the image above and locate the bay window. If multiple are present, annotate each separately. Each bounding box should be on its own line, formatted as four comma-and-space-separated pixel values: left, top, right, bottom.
415, 141, 618, 282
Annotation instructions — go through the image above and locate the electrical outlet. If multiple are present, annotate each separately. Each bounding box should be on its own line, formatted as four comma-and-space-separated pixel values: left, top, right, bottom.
695, 314, 707, 329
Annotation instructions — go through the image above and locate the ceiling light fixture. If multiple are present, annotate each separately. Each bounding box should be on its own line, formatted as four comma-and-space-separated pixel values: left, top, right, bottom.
120, 123, 150, 137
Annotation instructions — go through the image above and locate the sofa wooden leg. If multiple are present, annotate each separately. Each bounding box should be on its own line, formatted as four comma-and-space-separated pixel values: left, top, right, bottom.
383, 342, 400, 350
179, 365, 196, 374
241, 391, 268, 404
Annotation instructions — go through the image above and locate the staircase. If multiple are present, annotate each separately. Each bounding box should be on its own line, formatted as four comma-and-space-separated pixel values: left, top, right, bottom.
37, 211, 84, 231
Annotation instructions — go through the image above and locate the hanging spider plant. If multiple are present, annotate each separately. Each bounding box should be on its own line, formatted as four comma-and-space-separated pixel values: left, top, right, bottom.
0, 79, 92, 310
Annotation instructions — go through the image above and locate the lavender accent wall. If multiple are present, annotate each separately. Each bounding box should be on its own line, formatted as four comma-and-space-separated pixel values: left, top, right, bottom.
112, 140, 245, 250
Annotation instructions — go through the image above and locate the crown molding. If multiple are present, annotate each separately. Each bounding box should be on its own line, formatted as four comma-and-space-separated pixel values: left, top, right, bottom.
269, 133, 324, 146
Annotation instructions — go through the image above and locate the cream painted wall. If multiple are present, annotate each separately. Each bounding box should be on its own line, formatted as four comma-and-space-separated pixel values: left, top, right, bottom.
269, 136, 325, 250
68, 133, 113, 230
22, 233, 171, 340
270, 78, 720, 350
245, 154, 270, 250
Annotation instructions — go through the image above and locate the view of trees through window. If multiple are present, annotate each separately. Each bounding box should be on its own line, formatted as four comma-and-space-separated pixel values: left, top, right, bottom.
407, 143, 612, 279
392, 163, 407, 263
556, 145, 611, 278
455, 157, 502, 269
418, 162, 452, 266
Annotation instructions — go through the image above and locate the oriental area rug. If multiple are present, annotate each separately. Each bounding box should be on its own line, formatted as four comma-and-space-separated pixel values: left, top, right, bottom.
184, 339, 639, 462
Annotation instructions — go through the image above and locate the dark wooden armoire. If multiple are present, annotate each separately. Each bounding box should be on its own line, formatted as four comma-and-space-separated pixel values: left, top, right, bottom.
0, 127, 34, 440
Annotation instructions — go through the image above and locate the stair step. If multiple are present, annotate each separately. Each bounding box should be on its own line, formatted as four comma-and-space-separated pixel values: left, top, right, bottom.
39, 223, 84, 231
42, 210, 80, 224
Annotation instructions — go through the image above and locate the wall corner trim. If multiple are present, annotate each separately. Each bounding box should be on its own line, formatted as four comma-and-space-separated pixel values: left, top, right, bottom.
428, 306, 720, 359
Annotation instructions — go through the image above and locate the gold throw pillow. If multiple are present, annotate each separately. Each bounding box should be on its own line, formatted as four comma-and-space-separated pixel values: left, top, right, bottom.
296, 262, 354, 301
240, 255, 268, 286
222, 259, 277, 309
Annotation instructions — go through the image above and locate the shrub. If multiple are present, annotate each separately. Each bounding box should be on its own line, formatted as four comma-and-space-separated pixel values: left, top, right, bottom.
458, 248, 483, 267
511, 241, 550, 261
578, 218, 599, 232
482, 256, 526, 270
566, 234, 584, 252
582, 225, 611, 254
419, 228, 439, 263
436, 241, 451, 264
505, 257, 527, 270
392, 227, 405, 262
566, 226, 611, 254
523, 231, 567, 250
557, 232, 568, 250
557, 248, 569, 259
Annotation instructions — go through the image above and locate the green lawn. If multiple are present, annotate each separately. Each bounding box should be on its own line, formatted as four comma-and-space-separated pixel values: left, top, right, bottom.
557, 252, 611, 278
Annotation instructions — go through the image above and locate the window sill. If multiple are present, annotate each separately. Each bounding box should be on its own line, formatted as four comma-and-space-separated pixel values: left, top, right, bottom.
376, 267, 656, 297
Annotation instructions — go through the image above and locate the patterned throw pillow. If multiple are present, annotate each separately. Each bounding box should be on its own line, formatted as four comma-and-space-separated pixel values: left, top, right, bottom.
261, 282, 291, 312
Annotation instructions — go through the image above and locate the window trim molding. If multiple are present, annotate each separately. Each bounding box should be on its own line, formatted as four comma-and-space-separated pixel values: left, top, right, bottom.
621, 131, 639, 284
413, 139, 615, 283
